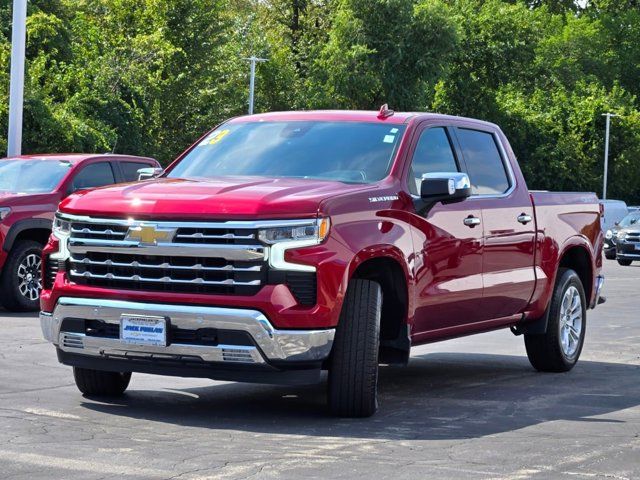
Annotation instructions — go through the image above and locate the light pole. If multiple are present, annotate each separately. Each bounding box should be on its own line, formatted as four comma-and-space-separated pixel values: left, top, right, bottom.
602, 112, 619, 200
243, 56, 267, 115
7, 0, 27, 157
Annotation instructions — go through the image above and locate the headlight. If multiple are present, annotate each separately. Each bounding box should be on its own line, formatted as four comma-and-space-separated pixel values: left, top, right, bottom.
53, 216, 71, 234
259, 218, 330, 244
605, 229, 613, 239
0, 207, 10, 220
261, 218, 330, 272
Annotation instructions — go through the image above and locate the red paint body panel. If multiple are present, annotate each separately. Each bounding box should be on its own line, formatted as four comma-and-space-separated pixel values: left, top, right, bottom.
43, 111, 603, 345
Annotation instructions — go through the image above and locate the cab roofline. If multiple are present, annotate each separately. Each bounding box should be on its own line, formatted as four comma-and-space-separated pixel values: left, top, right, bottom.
229, 110, 501, 129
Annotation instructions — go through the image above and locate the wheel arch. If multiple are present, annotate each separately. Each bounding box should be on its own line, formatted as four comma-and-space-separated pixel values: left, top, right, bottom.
347, 246, 411, 365
557, 243, 593, 304
517, 239, 594, 336
4, 219, 53, 252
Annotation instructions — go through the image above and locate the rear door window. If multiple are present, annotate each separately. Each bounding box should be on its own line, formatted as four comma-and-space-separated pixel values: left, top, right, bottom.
72, 162, 116, 191
456, 129, 510, 195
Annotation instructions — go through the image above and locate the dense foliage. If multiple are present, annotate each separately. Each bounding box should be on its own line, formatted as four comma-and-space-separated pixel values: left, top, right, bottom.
1, 0, 639, 202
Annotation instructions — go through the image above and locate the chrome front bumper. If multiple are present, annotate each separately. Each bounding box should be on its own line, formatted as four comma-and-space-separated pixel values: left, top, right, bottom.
41, 297, 334, 366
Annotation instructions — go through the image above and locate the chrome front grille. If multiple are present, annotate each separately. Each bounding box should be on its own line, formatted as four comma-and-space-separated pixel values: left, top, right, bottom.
66, 217, 268, 295
625, 232, 640, 243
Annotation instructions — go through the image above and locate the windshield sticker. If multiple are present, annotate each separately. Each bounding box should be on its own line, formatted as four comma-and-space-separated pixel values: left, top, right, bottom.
383, 135, 395, 143
390, 128, 399, 134
199, 129, 230, 146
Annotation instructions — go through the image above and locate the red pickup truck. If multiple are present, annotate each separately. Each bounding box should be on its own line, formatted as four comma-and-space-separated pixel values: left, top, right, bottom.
40, 110, 605, 417
0, 154, 159, 311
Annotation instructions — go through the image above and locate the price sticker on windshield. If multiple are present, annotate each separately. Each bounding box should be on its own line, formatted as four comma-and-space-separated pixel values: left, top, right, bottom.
199, 129, 230, 146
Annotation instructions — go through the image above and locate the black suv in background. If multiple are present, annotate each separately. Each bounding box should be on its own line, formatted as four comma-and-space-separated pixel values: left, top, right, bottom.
604, 211, 640, 265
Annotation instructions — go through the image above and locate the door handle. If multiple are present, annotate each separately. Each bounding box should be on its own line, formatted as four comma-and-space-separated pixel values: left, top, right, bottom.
463, 215, 481, 227
517, 213, 533, 225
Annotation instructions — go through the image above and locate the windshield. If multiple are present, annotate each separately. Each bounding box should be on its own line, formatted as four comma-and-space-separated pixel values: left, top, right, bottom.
619, 212, 640, 228
0, 159, 72, 193
167, 121, 406, 184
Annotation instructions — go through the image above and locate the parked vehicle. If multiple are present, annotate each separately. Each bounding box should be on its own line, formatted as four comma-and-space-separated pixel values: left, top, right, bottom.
607, 211, 640, 265
0, 154, 159, 311
603, 211, 640, 261
40, 110, 605, 417
599, 199, 628, 233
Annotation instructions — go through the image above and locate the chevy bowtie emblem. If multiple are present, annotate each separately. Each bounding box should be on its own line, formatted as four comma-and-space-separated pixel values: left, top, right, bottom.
126, 224, 176, 245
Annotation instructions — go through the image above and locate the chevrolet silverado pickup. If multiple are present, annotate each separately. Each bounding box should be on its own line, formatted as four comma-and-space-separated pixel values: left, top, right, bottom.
40, 109, 605, 417
0, 154, 159, 311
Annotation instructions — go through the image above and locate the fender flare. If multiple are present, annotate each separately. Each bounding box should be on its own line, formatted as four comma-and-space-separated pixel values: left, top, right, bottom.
343, 244, 413, 364
515, 236, 594, 335
3, 218, 53, 252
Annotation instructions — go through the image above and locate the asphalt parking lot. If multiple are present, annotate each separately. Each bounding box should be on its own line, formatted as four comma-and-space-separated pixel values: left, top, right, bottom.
0, 260, 638, 480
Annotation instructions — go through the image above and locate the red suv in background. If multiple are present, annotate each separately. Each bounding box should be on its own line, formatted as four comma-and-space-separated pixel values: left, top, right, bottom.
0, 154, 159, 311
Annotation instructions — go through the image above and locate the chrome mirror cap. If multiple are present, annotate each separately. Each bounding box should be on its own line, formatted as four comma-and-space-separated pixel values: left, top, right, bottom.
137, 167, 163, 181
420, 172, 472, 202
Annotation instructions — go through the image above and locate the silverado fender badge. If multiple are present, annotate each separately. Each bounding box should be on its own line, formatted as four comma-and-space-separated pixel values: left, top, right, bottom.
368, 195, 399, 203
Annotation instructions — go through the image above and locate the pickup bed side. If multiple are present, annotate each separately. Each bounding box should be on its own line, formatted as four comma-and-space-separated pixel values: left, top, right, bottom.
526, 191, 604, 323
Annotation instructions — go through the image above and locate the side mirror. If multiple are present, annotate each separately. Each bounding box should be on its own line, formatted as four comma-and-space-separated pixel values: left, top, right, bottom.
137, 167, 163, 181
614, 221, 620, 226
421, 172, 472, 203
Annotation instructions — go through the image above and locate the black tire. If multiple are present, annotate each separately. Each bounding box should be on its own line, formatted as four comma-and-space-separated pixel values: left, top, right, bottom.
328, 279, 382, 418
617, 259, 633, 266
524, 268, 586, 372
0, 240, 43, 312
604, 251, 616, 260
73, 367, 131, 396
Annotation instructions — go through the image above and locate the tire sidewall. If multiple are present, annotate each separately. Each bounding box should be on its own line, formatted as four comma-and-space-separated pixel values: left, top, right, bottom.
2, 241, 43, 311
552, 270, 587, 367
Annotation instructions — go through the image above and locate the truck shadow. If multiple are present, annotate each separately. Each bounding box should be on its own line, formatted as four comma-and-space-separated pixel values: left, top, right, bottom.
81, 353, 640, 440
0, 308, 38, 319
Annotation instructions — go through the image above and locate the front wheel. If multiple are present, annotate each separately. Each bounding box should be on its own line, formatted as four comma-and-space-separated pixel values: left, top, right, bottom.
524, 268, 586, 372
328, 279, 382, 417
73, 367, 131, 397
0, 240, 43, 312
617, 259, 633, 266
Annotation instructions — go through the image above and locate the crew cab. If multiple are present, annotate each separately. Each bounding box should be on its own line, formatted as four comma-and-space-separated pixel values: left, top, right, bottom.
0, 154, 159, 311
40, 110, 605, 417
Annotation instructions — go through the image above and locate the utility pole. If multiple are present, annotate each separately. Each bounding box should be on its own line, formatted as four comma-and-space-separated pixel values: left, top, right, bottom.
243, 56, 267, 115
7, 0, 27, 157
602, 113, 619, 200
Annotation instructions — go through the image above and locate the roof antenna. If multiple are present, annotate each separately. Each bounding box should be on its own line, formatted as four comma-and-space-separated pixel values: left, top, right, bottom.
377, 103, 394, 119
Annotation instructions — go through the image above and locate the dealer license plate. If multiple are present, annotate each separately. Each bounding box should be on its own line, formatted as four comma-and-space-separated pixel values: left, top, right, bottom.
120, 315, 167, 347
635, 244, 640, 250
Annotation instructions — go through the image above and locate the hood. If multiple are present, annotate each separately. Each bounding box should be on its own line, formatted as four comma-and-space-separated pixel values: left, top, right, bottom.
0, 192, 20, 204
59, 177, 372, 219
0, 192, 59, 208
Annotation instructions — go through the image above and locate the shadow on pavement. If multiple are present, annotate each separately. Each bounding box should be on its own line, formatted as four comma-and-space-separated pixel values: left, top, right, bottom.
81, 353, 640, 440
0, 308, 38, 319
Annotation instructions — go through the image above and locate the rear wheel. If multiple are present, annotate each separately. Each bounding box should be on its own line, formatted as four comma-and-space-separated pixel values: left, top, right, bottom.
0, 240, 43, 312
328, 279, 382, 418
524, 268, 586, 372
617, 259, 633, 266
73, 367, 131, 396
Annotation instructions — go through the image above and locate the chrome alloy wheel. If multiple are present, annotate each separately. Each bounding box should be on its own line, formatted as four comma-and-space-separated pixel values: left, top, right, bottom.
17, 253, 42, 301
559, 285, 583, 358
